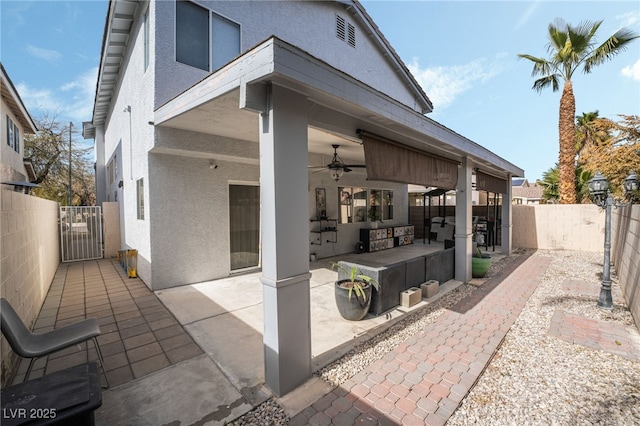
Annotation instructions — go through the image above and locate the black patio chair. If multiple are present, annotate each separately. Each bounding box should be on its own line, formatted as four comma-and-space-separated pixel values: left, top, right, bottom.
0, 298, 109, 388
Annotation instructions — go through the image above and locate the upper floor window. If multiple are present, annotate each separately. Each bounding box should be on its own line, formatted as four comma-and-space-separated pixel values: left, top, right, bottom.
6, 115, 19, 153
175, 0, 240, 72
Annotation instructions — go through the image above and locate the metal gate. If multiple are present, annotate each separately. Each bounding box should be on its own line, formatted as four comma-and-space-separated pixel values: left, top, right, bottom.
60, 206, 103, 262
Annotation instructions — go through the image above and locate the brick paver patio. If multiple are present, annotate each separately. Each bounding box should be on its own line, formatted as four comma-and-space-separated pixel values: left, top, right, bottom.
289, 254, 552, 426
12, 259, 203, 388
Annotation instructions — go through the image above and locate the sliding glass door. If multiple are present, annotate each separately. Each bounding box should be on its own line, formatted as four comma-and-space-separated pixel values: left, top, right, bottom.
229, 185, 260, 270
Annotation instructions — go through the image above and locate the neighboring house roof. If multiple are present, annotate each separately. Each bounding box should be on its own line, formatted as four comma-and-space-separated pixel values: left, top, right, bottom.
87, 0, 432, 130
1, 62, 38, 134
512, 183, 543, 200
512, 178, 528, 187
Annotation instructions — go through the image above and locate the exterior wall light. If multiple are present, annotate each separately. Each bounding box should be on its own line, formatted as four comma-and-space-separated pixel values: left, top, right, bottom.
587, 170, 638, 309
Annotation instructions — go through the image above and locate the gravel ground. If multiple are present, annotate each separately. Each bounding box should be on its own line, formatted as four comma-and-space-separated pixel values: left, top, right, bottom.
448, 250, 640, 425
231, 249, 640, 425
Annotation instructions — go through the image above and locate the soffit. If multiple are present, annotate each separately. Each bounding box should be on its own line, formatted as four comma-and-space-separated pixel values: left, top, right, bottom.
92, 0, 139, 126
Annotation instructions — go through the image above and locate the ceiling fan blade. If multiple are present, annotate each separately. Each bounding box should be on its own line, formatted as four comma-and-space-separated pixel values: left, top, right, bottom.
343, 167, 352, 173
342, 164, 366, 168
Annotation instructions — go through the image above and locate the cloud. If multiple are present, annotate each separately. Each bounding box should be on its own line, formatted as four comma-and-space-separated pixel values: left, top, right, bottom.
621, 59, 640, 81
616, 10, 640, 28
514, 1, 541, 31
16, 67, 98, 123
15, 83, 65, 113
408, 56, 505, 110
60, 67, 99, 121
26, 44, 63, 62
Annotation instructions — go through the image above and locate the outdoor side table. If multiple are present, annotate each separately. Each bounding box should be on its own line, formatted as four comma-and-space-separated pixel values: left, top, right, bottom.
1, 362, 102, 426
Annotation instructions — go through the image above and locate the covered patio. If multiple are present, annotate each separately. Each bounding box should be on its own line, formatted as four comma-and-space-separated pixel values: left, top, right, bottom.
150, 36, 522, 395
154, 241, 471, 403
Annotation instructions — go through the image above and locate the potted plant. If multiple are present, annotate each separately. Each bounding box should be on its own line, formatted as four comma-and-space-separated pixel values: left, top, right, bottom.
330, 262, 379, 321
472, 248, 491, 278
367, 207, 381, 228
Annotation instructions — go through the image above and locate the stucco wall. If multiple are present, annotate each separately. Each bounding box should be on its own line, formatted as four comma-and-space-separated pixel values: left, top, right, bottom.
612, 205, 640, 331
100, 0, 154, 268
1, 97, 29, 182
153, 0, 421, 111
143, 132, 409, 289
1, 190, 60, 385
512, 204, 605, 252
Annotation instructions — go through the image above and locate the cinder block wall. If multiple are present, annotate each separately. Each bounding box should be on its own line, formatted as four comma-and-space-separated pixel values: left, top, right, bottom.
512, 204, 605, 252
612, 205, 640, 331
1, 190, 60, 386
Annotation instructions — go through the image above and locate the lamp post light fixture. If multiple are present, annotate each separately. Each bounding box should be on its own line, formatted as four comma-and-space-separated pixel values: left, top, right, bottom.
587, 170, 638, 309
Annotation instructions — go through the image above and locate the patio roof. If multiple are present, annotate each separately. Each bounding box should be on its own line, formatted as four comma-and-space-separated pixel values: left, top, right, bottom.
153, 36, 523, 181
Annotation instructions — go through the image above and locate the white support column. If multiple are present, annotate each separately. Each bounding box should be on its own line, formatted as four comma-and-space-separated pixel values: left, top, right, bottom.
501, 174, 513, 255
258, 84, 312, 396
454, 158, 473, 282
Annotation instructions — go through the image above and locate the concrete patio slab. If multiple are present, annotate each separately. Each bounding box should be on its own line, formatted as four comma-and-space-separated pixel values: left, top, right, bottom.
185, 304, 265, 400
156, 271, 263, 325
95, 354, 252, 426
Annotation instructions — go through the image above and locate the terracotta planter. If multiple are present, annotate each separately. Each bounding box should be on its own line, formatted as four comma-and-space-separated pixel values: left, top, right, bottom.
472, 255, 491, 278
334, 279, 372, 321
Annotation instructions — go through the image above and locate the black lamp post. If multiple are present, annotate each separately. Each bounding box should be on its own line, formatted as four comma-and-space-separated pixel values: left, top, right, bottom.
587, 170, 638, 309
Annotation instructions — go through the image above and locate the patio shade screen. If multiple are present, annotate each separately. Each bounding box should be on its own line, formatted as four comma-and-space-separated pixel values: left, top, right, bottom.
362, 132, 458, 189
475, 170, 507, 194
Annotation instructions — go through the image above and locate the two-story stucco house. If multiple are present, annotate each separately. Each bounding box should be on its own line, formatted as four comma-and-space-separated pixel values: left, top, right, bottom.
1, 63, 37, 192
84, 0, 523, 395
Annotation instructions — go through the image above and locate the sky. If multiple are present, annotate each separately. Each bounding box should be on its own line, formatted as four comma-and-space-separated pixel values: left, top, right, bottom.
1, 0, 639, 181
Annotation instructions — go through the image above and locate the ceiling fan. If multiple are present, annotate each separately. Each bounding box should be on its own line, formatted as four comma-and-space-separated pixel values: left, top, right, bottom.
322, 144, 366, 181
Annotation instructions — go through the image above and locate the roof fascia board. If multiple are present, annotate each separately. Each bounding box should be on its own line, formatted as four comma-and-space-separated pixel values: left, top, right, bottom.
1, 63, 38, 133
268, 38, 521, 176
339, 0, 433, 114
154, 40, 277, 125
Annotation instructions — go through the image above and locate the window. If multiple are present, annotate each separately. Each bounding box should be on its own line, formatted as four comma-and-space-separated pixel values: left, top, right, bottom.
338, 187, 367, 224
13, 126, 19, 153
382, 190, 394, 220
5, 116, 20, 153
136, 178, 144, 220
176, 0, 240, 72
6, 116, 14, 149
369, 189, 393, 221
144, 9, 150, 71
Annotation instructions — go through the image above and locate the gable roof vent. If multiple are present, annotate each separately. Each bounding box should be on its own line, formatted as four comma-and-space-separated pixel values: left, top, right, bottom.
336, 14, 355, 48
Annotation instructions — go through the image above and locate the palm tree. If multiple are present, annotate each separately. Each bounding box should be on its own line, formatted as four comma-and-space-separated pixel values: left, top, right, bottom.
539, 163, 593, 203
518, 19, 638, 204
575, 111, 600, 158
539, 165, 559, 203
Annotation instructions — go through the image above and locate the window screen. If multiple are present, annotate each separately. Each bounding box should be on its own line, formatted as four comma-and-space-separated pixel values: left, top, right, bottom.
176, 0, 209, 71
211, 13, 240, 70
